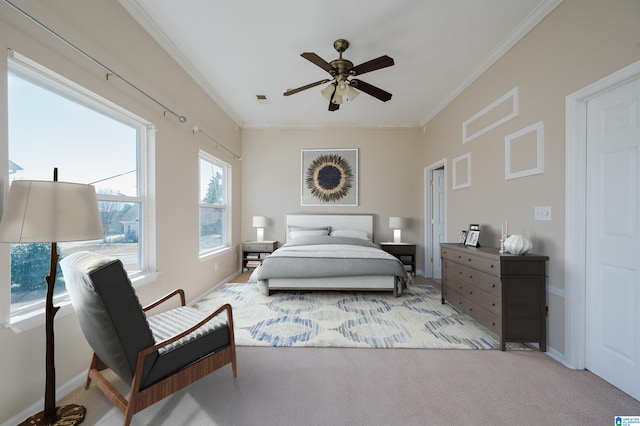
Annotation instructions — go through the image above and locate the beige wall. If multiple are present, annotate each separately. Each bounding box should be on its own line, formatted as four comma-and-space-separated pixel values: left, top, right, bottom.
241, 127, 422, 249
2, 0, 640, 422
0, 1, 241, 421
419, 0, 640, 357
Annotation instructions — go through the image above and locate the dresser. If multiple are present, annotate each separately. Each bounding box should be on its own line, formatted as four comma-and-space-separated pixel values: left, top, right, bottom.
440, 243, 548, 351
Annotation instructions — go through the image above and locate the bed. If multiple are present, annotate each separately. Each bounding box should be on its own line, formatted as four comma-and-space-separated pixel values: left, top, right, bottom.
249, 214, 412, 296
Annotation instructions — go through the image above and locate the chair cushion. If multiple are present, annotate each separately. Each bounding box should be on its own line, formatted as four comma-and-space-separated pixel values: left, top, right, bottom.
142, 306, 230, 388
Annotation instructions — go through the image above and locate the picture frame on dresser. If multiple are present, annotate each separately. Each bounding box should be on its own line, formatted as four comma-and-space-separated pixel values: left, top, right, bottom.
458, 230, 468, 244
465, 230, 480, 247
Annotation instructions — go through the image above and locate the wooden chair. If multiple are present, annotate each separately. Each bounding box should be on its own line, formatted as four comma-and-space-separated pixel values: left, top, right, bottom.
61, 251, 237, 426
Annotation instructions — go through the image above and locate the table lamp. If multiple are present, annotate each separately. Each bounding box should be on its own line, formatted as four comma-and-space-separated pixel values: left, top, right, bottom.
252, 216, 267, 242
388, 216, 406, 243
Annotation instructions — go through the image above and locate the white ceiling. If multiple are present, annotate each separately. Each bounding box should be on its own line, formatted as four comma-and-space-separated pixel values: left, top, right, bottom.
118, 0, 560, 129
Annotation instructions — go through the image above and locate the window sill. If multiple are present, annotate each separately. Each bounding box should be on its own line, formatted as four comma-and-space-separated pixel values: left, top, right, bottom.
4, 271, 160, 334
199, 246, 232, 262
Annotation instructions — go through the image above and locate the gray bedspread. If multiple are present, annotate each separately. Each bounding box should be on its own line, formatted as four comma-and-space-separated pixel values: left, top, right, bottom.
249, 235, 412, 291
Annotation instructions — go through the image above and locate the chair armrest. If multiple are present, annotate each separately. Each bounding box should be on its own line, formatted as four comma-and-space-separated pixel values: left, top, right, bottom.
143, 289, 186, 311
138, 303, 234, 358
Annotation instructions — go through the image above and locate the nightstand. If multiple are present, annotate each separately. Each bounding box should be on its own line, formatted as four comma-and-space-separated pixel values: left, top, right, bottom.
242, 241, 278, 272
379, 242, 416, 276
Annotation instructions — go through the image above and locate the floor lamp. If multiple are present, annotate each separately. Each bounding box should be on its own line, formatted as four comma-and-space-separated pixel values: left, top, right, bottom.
0, 169, 103, 425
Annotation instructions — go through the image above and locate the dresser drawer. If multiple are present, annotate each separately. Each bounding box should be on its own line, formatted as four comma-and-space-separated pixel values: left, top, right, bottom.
443, 285, 466, 312
465, 299, 501, 336
442, 247, 500, 276
466, 286, 501, 316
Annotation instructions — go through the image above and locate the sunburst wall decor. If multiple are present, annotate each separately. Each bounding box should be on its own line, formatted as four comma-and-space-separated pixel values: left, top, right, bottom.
301, 149, 358, 206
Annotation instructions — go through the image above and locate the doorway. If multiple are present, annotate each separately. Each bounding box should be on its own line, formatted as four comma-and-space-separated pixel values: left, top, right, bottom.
424, 159, 447, 279
566, 59, 640, 400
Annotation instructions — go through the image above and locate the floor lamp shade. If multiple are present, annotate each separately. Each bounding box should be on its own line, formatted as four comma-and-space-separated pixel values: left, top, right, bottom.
0, 180, 104, 243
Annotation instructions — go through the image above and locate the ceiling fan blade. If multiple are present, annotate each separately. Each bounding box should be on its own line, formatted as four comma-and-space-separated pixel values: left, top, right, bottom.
283, 79, 331, 96
350, 79, 392, 102
349, 55, 394, 76
301, 52, 336, 74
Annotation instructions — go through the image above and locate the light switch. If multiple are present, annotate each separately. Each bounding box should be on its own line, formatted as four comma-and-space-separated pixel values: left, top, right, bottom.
534, 206, 552, 221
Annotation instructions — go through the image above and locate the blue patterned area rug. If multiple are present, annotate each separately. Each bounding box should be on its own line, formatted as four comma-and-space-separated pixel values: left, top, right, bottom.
193, 283, 516, 350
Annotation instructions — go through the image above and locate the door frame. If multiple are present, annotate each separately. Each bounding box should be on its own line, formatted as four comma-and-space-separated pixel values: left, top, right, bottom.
424, 158, 447, 278
565, 59, 640, 369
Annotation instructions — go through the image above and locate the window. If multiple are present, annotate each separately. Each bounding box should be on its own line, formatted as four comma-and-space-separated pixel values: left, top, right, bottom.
199, 151, 230, 255
4, 52, 155, 322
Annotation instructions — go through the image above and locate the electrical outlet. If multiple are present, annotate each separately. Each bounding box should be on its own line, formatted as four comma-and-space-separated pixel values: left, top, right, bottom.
534, 206, 552, 221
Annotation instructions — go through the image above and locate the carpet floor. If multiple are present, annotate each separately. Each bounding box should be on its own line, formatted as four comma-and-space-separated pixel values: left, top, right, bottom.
193, 282, 522, 350
58, 347, 640, 426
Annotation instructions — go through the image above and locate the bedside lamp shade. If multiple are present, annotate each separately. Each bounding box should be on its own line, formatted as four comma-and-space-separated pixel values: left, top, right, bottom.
0, 180, 103, 243
388, 216, 406, 243
252, 215, 267, 242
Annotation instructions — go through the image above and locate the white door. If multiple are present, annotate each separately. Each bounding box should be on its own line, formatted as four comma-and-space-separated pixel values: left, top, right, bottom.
431, 169, 445, 279
585, 76, 640, 400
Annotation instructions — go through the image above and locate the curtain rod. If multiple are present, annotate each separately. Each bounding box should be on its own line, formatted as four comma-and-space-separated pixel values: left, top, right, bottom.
3, 0, 187, 124
193, 127, 241, 160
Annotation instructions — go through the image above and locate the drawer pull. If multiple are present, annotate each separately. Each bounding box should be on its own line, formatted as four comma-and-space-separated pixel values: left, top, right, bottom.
468, 275, 473, 279
491, 284, 496, 288
469, 291, 473, 295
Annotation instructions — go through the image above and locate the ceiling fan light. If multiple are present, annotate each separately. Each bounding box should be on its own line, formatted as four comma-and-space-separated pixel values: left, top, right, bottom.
336, 80, 349, 96
332, 94, 343, 105
321, 83, 335, 101
346, 85, 359, 102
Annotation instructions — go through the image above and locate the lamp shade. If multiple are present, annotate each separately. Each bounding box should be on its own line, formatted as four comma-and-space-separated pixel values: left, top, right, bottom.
0, 180, 103, 243
252, 216, 267, 228
388, 217, 406, 229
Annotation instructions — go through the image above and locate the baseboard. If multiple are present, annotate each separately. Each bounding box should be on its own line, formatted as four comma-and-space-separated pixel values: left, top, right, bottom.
546, 347, 575, 369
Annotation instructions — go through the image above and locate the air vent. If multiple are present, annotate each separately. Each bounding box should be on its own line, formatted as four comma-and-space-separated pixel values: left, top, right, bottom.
256, 94, 270, 105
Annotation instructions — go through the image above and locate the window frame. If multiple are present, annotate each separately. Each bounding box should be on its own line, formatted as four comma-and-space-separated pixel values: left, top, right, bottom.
1, 51, 157, 332
198, 150, 232, 258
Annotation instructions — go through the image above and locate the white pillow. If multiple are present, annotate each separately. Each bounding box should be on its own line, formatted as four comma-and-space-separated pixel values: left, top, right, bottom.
330, 229, 370, 240
288, 225, 331, 240
289, 229, 330, 240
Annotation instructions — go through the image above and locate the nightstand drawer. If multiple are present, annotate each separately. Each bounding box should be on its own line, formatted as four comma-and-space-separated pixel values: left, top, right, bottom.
380, 243, 415, 255
243, 241, 277, 252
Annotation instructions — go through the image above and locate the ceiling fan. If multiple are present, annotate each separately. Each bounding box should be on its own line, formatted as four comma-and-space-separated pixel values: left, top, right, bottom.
283, 39, 394, 111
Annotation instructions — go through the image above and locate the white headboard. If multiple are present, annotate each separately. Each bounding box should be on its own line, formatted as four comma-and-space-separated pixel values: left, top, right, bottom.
285, 214, 375, 243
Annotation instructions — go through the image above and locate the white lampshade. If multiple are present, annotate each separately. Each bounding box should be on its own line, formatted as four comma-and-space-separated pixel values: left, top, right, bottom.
388, 217, 406, 229
336, 80, 349, 96
346, 85, 359, 101
389, 216, 406, 243
252, 216, 267, 228
321, 83, 335, 100
0, 180, 103, 243
252, 215, 267, 242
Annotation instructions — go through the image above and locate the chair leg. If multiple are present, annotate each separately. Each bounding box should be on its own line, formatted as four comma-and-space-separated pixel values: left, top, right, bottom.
86, 353, 106, 389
